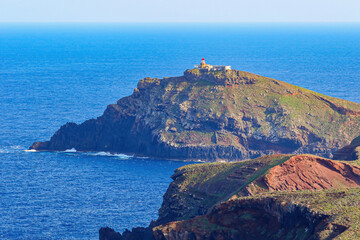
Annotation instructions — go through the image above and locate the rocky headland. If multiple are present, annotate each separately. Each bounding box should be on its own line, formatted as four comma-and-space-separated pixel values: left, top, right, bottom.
30, 69, 360, 161
100, 153, 360, 240
29, 68, 360, 239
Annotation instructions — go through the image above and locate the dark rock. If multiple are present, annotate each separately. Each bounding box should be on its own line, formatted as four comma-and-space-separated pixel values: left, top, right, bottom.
99, 227, 122, 240
99, 227, 154, 240
333, 135, 360, 160
30, 69, 360, 161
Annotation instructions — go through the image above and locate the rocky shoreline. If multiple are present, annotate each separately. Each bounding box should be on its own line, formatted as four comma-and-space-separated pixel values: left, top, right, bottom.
30, 69, 360, 161
28, 68, 360, 239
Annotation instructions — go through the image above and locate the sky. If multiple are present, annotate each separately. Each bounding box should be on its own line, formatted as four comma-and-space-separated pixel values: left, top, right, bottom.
0, 0, 359, 23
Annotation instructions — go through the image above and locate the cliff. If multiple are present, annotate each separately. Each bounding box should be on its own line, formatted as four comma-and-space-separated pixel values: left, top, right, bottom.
30, 69, 360, 161
152, 190, 354, 240
333, 135, 360, 161
100, 154, 360, 240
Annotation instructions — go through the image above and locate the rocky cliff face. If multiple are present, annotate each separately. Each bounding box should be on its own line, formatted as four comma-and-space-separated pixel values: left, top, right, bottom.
156, 155, 360, 226
333, 135, 360, 161
153, 197, 344, 240
30, 69, 360, 161
156, 155, 291, 225
100, 155, 360, 240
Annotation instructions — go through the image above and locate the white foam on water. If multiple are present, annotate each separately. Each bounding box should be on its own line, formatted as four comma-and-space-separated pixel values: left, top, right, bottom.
64, 148, 77, 153
90, 151, 132, 159
91, 151, 111, 156
113, 153, 132, 159
24, 149, 37, 152
22, 148, 133, 159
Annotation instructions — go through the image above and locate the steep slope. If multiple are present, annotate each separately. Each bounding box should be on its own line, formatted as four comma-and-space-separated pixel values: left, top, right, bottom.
245, 155, 360, 195
156, 154, 291, 225
153, 189, 359, 240
100, 154, 360, 240
156, 155, 360, 225
30, 69, 360, 161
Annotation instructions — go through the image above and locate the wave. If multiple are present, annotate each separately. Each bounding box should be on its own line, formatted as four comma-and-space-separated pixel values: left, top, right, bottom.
62, 149, 132, 159
195, 159, 205, 163
24, 149, 37, 152
90, 151, 132, 159
22, 147, 133, 159
64, 148, 77, 153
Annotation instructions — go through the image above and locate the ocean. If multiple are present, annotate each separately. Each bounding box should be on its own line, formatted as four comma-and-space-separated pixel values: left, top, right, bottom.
1, 23, 360, 239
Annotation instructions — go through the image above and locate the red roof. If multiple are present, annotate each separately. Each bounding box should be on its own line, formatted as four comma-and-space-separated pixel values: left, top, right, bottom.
202, 58, 205, 60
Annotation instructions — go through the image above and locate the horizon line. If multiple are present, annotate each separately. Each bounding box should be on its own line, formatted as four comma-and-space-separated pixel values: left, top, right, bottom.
1, 21, 360, 24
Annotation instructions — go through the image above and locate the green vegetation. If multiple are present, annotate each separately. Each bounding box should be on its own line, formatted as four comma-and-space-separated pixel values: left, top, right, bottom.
163, 154, 294, 221
147, 70, 360, 238
157, 154, 360, 239
129, 69, 360, 163
175, 160, 244, 190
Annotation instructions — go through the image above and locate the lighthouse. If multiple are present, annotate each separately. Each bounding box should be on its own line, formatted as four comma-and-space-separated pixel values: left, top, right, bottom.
193, 58, 231, 71
200, 58, 206, 67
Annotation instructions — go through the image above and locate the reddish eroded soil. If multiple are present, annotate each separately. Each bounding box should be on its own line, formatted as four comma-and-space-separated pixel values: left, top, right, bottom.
260, 155, 360, 191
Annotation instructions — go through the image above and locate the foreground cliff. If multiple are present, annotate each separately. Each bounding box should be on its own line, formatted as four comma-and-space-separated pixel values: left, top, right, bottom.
30, 69, 360, 161
152, 190, 358, 240
100, 154, 360, 240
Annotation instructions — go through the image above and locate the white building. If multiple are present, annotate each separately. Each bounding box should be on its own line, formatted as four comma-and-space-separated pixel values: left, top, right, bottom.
194, 58, 231, 71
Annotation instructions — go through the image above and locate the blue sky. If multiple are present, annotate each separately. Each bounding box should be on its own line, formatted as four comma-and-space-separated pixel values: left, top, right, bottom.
0, 0, 359, 22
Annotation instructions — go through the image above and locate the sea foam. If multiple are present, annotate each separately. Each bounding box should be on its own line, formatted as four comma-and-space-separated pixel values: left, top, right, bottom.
90, 151, 132, 159
24, 149, 37, 152
64, 148, 77, 153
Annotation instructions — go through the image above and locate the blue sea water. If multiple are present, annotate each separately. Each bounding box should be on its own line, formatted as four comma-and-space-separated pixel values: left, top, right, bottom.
1, 23, 360, 239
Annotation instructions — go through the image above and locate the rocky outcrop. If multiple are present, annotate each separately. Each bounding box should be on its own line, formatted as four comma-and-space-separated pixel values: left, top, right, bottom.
99, 227, 153, 240
183, 69, 257, 86
100, 155, 360, 240
99, 227, 122, 240
156, 155, 290, 225
30, 69, 360, 161
153, 197, 346, 240
333, 135, 360, 160
157, 155, 360, 225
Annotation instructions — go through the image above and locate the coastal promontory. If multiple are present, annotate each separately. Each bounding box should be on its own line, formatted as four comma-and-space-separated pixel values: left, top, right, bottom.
100, 154, 360, 239
30, 68, 360, 161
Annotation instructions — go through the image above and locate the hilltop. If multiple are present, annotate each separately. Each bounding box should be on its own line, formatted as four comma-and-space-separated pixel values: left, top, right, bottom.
30, 68, 360, 161
100, 154, 360, 239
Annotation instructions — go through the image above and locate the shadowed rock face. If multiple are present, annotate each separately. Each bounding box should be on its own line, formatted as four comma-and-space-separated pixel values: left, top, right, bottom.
30, 69, 360, 161
153, 198, 345, 240
333, 135, 360, 161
